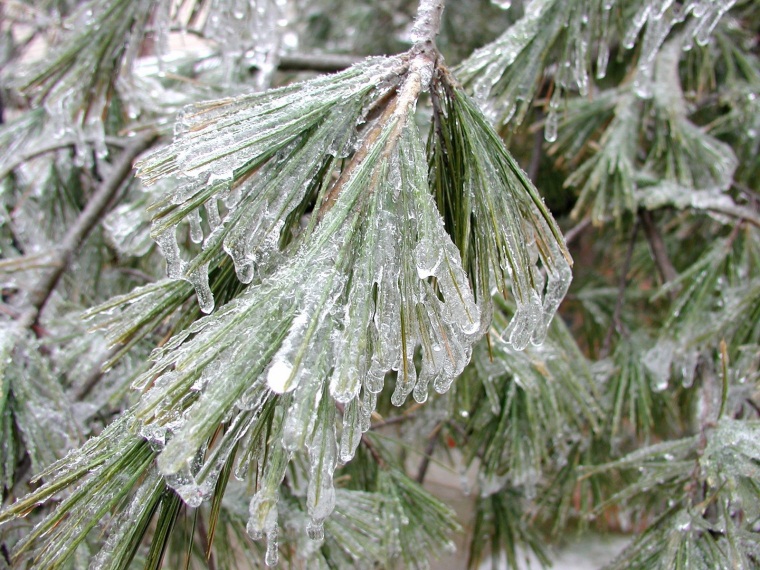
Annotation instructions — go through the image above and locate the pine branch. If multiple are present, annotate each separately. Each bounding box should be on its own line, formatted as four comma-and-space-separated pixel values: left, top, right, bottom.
564, 216, 591, 245
70, 345, 122, 401
639, 209, 678, 295
5, 1, 756, 568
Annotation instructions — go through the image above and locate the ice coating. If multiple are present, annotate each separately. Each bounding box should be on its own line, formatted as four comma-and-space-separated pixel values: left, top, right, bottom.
437, 89, 572, 349
127, 46, 573, 551
457, 0, 620, 129
306, 403, 338, 535
136, 58, 404, 309
134, 107, 488, 539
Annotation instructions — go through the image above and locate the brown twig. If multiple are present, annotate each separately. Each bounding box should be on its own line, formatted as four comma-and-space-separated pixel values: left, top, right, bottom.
564, 217, 592, 246
275, 53, 362, 73
601, 220, 639, 358
0, 136, 129, 182
416, 422, 443, 483
360, 434, 386, 468
639, 210, 678, 296
370, 412, 418, 430
13, 133, 156, 331
71, 345, 123, 401
527, 113, 544, 183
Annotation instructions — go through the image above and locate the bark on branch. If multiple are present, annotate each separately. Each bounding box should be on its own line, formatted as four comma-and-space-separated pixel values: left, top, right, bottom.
14, 133, 156, 331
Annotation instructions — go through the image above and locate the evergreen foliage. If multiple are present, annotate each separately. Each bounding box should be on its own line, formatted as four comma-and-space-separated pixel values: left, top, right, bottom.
0, 0, 758, 568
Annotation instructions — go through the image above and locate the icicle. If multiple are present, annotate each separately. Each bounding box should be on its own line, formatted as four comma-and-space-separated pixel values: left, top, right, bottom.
186, 263, 214, 314
154, 229, 185, 279
414, 239, 443, 279
205, 199, 222, 230
248, 493, 278, 539
533, 240, 573, 345
413, 365, 433, 403
359, 390, 377, 432
188, 210, 204, 244
224, 186, 242, 209
573, 22, 589, 97
266, 310, 310, 393
504, 291, 543, 350
373, 273, 402, 372
623, 3, 651, 50
596, 40, 610, 79
306, 417, 337, 534
282, 368, 323, 452
264, 527, 279, 567
433, 370, 456, 395
644, 340, 676, 392
680, 348, 699, 388
434, 255, 481, 335
339, 399, 363, 463
391, 333, 417, 407
164, 463, 206, 508
364, 362, 386, 394
330, 280, 374, 403
692, 0, 736, 47
544, 89, 561, 143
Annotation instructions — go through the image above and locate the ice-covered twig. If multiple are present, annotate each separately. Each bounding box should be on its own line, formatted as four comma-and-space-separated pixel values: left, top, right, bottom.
410, 0, 445, 48
14, 133, 156, 330
0, 136, 130, 183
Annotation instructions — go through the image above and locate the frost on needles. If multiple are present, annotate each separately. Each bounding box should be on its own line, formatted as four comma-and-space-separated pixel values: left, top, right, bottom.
129, 43, 572, 544
0, 3, 571, 565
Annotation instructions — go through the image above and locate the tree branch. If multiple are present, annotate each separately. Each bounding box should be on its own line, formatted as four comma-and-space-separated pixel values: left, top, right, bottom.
0, 136, 130, 182
410, 0, 445, 47
14, 134, 156, 331
527, 115, 544, 182
639, 210, 678, 296
370, 412, 418, 430
601, 221, 639, 358
275, 53, 361, 73
416, 422, 443, 484
564, 217, 591, 246
70, 345, 123, 401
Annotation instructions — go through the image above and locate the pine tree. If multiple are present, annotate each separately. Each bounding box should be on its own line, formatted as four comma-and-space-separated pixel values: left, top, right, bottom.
0, 0, 758, 568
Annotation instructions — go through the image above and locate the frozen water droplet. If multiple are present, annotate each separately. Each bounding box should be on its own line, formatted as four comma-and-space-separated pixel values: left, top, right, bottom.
265, 528, 279, 566
596, 42, 610, 79
414, 239, 442, 278
644, 340, 675, 392
267, 358, 294, 393
433, 370, 455, 395
339, 401, 362, 463
413, 367, 431, 403
188, 210, 203, 244
155, 229, 185, 279
307, 520, 324, 541
186, 264, 214, 313
544, 109, 559, 143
